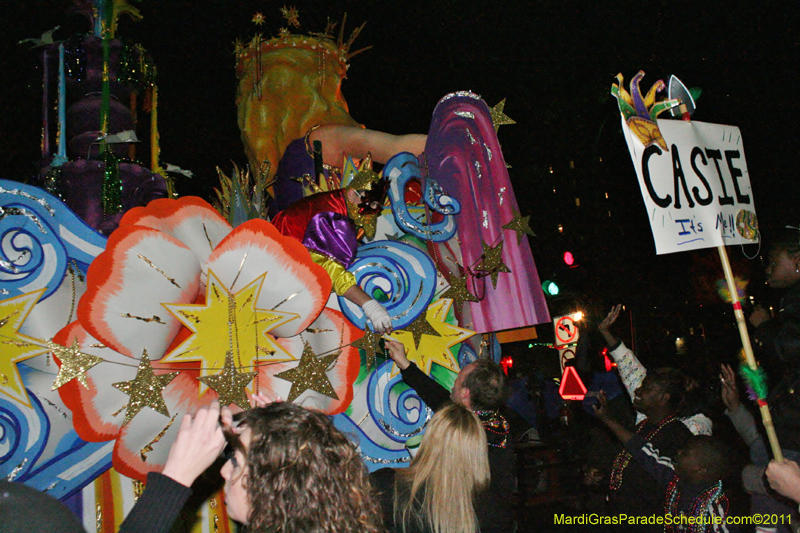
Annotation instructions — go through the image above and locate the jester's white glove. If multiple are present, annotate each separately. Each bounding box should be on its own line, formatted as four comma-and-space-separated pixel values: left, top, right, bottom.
361, 299, 393, 333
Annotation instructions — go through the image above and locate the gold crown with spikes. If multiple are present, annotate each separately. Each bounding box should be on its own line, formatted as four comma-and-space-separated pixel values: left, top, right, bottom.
235, 10, 370, 79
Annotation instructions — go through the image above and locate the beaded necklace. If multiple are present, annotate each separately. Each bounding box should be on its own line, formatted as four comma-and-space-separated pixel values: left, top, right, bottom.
664, 478, 728, 533
608, 414, 678, 491
474, 409, 510, 448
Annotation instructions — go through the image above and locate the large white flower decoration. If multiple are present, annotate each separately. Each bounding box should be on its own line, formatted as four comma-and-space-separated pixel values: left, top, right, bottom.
56, 197, 360, 480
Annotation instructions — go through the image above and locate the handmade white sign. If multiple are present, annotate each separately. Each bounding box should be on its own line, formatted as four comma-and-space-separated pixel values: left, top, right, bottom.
621, 117, 759, 254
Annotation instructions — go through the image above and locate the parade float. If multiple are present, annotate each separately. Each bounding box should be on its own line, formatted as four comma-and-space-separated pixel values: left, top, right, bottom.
1, 3, 549, 530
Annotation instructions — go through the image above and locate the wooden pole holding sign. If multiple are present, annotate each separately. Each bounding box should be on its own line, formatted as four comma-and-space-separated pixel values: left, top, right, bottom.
717, 244, 783, 461
675, 110, 784, 462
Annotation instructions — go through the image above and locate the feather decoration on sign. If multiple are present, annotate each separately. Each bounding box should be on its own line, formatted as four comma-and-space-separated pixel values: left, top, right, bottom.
738, 360, 769, 402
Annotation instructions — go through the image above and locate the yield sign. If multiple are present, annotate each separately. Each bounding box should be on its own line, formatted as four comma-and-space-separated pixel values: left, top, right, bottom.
559, 366, 587, 400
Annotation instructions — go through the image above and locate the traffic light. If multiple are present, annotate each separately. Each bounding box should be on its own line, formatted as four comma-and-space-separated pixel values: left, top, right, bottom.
542, 280, 560, 296
500, 354, 513, 375
563, 251, 575, 266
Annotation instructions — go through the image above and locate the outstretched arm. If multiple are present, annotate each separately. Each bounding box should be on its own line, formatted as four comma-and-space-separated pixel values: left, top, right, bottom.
160, 401, 226, 486
344, 285, 393, 334
598, 304, 623, 348
311, 124, 427, 166
599, 305, 646, 405
385, 339, 449, 411
594, 392, 675, 488
119, 402, 226, 533
593, 391, 634, 445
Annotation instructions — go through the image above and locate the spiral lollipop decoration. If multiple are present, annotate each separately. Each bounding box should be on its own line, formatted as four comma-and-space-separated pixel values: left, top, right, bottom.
384, 152, 459, 242
0, 394, 47, 482
338, 240, 437, 330
367, 360, 432, 443
0, 180, 106, 300
332, 413, 412, 472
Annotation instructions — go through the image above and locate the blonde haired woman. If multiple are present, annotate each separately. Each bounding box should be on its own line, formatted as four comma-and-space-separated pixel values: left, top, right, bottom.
370, 403, 490, 533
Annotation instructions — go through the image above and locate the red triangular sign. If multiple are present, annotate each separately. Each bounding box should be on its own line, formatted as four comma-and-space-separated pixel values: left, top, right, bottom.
559, 366, 587, 400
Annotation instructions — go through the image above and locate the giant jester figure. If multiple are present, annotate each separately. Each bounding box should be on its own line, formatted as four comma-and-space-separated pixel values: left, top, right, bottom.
234, 15, 549, 336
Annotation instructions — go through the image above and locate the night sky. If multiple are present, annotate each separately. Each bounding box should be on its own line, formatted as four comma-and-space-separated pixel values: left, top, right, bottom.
2, 1, 799, 367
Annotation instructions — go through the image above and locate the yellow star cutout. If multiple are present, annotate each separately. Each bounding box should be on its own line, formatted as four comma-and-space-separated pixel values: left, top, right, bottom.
162, 271, 298, 392
502, 208, 536, 244
351, 330, 385, 370
440, 273, 480, 309
112, 350, 179, 427
474, 240, 512, 289
198, 352, 256, 410
387, 299, 475, 375
490, 99, 516, 132
275, 342, 339, 403
49, 338, 104, 390
0, 290, 49, 407
251, 12, 265, 25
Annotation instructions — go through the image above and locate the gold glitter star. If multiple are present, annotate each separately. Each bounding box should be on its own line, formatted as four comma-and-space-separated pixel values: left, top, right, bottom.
502, 208, 535, 244
112, 350, 179, 427
0, 290, 49, 407
474, 240, 512, 289
388, 299, 475, 375
251, 12, 265, 25
49, 338, 104, 390
440, 273, 480, 309
490, 99, 516, 132
275, 342, 339, 403
352, 330, 385, 370
162, 271, 296, 393
280, 5, 300, 28
401, 313, 442, 351
198, 352, 256, 410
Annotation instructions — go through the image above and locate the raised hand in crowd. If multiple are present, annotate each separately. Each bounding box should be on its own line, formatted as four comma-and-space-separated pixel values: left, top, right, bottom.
160, 400, 227, 488
719, 363, 740, 413
598, 304, 623, 346
766, 459, 800, 503
385, 338, 411, 370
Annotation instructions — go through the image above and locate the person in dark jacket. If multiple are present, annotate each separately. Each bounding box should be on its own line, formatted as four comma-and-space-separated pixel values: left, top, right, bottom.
600, 367, 692, 530
595, 393, 738, 532
384, 340, 515, 533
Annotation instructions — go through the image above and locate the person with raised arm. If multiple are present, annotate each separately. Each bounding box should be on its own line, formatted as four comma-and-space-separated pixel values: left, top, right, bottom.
599, 304, 713, 436
384, 339, 514, 533
593, 393, 736, 532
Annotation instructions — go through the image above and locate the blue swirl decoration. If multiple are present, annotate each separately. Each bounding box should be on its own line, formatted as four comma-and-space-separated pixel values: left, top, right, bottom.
368, 359, 431, 443
0, 180, 106, 301
0, 388, 48, 482
339, 240, 437, 331
383, 152, 460, 242
332, 414, 412, 473
0, 376, 112, 499
332, 360, 433, 472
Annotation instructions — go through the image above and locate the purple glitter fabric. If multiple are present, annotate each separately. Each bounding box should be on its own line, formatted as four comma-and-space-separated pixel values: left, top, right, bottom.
425, 92, 550, 332
302, 211, 358, 267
